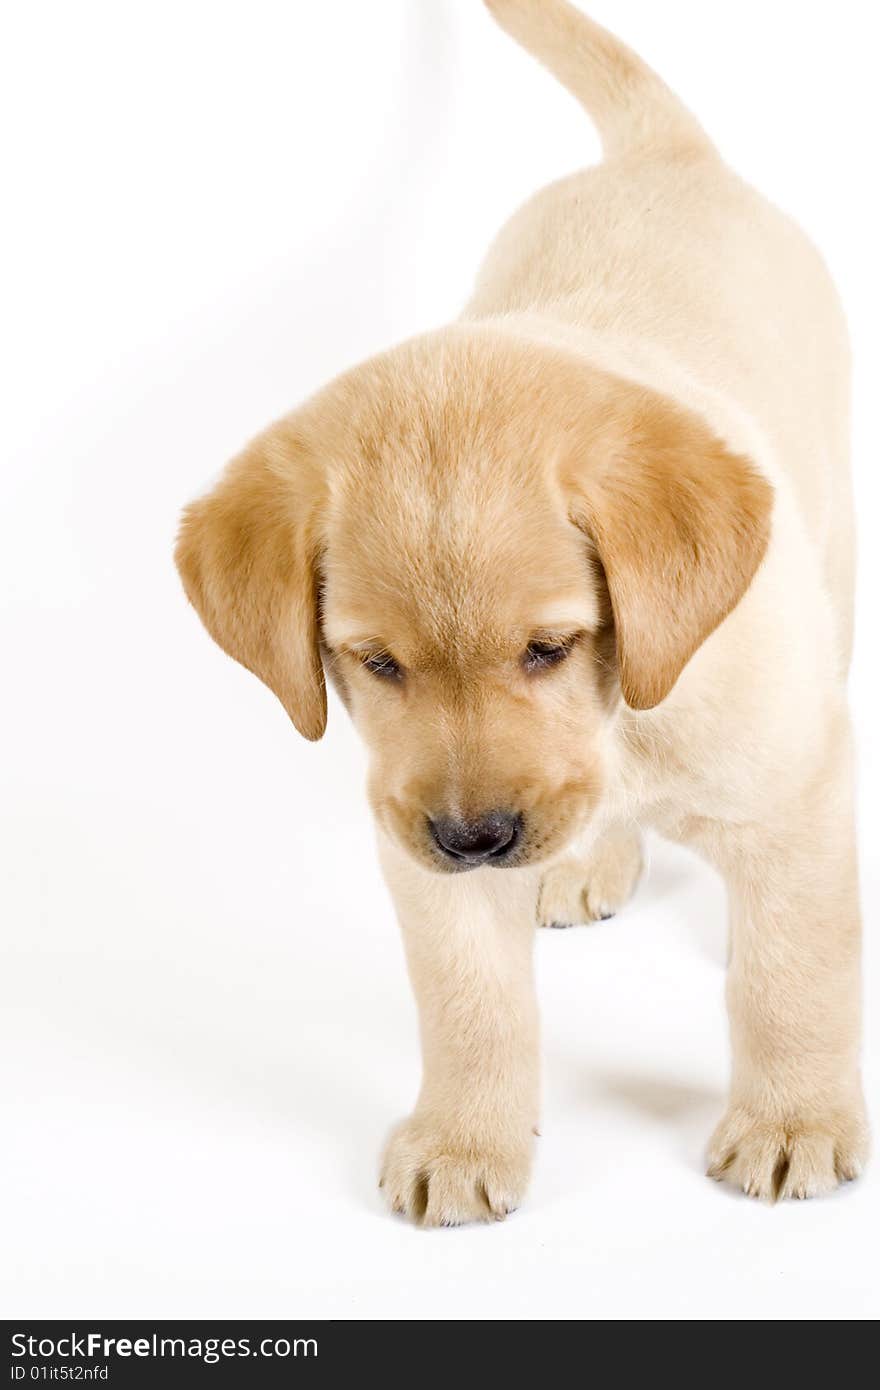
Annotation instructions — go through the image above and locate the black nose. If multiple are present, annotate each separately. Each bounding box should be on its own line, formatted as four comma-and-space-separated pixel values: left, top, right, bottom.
429, 811, 522, 866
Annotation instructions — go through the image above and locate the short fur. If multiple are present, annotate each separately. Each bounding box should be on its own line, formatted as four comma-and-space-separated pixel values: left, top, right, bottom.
176, 0, 867, 1224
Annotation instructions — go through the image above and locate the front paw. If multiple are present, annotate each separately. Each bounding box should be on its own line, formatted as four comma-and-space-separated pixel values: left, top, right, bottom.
706, 1102, 869, 1201
380, 1115, 533, 1227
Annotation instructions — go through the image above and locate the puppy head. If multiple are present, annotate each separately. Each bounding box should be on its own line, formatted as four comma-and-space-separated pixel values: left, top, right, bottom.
176, 331, 771, 871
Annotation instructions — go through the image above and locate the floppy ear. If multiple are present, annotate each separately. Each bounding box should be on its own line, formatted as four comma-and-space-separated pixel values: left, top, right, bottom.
564, 385, 773, 711
174, 420, 327, 740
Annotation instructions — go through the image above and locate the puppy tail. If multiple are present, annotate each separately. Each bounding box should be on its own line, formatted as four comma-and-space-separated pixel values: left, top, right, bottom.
483, 0, 712, 159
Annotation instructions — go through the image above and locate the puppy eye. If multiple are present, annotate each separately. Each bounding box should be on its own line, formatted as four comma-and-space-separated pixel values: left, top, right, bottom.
362, 652, 403, 681
523, 640, 572, 673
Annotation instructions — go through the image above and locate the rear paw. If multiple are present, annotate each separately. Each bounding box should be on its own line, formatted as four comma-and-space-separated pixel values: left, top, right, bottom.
537, 826, 642, 928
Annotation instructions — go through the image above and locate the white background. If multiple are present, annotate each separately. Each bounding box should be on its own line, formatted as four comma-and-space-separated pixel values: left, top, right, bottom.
2, 0, 878, 1320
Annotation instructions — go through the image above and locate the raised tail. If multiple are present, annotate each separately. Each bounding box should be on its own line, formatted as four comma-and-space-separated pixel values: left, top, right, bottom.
483, 0, 712, 159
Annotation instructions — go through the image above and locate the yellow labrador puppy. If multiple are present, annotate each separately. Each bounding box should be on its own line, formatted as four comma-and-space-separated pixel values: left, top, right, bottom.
176, 0, 867, 1224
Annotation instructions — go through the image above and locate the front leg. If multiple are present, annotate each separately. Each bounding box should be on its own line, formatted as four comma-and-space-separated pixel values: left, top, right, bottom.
706, 732, 868, 1199
379, 838, 540, 1226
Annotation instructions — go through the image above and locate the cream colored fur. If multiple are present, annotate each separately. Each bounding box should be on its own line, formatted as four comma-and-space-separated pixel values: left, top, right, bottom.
177, 0, 867, 1223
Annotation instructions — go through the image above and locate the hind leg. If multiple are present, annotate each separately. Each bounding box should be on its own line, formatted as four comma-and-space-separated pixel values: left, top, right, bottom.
537, 824, 643, 929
